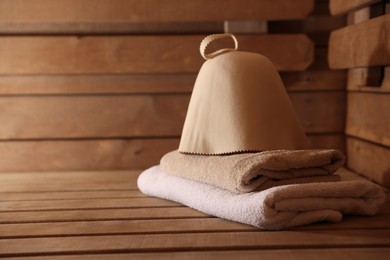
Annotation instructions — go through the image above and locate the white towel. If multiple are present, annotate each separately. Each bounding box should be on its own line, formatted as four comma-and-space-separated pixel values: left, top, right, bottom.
138, 166, 386, 230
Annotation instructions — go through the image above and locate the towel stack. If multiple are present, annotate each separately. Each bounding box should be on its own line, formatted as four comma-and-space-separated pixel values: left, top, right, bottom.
138, 149, 386, 230
137, 34, 385, 230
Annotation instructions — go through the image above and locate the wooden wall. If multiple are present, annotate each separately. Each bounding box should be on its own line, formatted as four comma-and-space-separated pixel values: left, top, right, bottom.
329, 0, 390, 187
0, 0, 346, 172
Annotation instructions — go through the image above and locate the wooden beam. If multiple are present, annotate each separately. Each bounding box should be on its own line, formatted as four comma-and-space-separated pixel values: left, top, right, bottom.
0, 0, 314, 25
347, 137, 390, 188
330, 0, 382, 16
0, 35, 314, 74
329, 14, 390, 69
346, 92, 390, 146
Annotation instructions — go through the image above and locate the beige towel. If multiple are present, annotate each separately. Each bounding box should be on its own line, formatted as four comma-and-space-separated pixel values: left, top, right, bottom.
161, 149, 345, 193
138, 166, 385, 230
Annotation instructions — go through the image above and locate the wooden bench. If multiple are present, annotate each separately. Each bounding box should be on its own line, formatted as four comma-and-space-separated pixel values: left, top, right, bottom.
0, 168, 389, 258
0, 0, 389, 258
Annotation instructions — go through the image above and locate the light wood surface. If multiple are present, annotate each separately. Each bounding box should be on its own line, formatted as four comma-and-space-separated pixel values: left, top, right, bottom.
347, 137, 390, 188
329, 14, 390, 69
0, 0, 314, 25
346, 92, 390, 146
0, 168, 388, 258
0, 35, 314, 74
0, 92, 343, 140
329, 0, 381, 15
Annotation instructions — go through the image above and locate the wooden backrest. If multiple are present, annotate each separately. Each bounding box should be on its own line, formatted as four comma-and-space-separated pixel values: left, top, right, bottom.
0, 0, 347, 172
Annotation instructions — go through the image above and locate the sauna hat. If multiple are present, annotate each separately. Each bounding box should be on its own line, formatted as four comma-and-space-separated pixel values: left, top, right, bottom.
179, 33, 309, 155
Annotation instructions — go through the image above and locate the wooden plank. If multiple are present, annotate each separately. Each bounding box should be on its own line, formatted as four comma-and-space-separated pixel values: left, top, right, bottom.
0, 35, 314, 74
329, 14, 390, 69
0, 218, 253, 238
0, 95, 189, 139
346, 137, 390, 188
1, 230, 390, 256
0, 71, 346, 96
0, 92, 343, 140
0, 138, 179, 172
0, 207, 209, 224
346, 93, 390, 146
0, 22, 224, 34
0, 0, 314, 25
281, 71, 346, 91
330, 0, 382, 16
0, 170, 140, 192
0, 135, 344, 172
1, 211, 390, 238
0, 190, 145, 202
289, 92, 345, 133
269, 15, 346, 46
6, 248, 390, 260
0, 198, 179, 212
0, 74, 196, 95
306, 134, 345, 154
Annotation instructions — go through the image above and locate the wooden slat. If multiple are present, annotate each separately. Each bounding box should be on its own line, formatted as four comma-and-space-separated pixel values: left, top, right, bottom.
0, 135, 344, 172
0, 138, 179, 172
0, 95, 189, 139
330, 0, 382, 16
0, 22, 224, 35
1, 230, 390, 257
0, 170, 140, 192
1, 209, 390, 238
0, 207, 209, 224
0, 92, 343, 140
0, 74, 196, 95
0, 0, 314, 25
329, 14, 390, 69
346, 137, 390, 188
307, 134, 345, 153
0, 71, 346, 95
6, 248, 390, 260
0, 190, 144, 201
290, 92, 345, 133
0, 35, 314, 74
0, 218, 253, 238
0, 198, 179, 212
346, 92, 390, 146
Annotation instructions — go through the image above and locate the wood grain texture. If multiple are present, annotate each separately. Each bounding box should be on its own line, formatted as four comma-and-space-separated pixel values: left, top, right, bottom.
0, 34, 314, 74
0, 95, 189, 139
6, 248, 390, 260
330, 0, 382, 16
289, 92, 345, 133
0, 138, 180, 172
0, 92, 343, 140
0, 71, 346, 95
0, 0, 314, 24
347, 137, 390, 188
346, 92, 390, 146
1, 230, 390, 256
0, 135, 345, 172
329, 14, 390, 69
0, 207, 208, 224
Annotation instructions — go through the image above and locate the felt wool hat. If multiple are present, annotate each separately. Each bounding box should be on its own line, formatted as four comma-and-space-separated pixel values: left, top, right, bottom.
179, 33, 309, 155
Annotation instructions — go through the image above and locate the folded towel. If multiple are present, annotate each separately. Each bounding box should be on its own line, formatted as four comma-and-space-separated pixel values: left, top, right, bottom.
138, 166, 385, 230
161, 149, 345, 193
